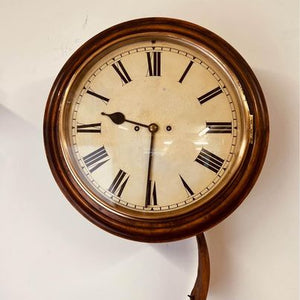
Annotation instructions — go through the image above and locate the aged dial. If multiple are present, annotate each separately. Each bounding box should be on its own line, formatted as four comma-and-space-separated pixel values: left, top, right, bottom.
44, 18, 268, 241
62, 39, 248, 216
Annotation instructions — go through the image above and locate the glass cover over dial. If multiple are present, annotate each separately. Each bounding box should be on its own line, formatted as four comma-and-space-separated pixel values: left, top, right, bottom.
59, 36, 250, 218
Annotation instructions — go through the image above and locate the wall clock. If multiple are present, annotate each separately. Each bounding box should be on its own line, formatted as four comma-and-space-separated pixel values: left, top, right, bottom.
44, 17, 269, 299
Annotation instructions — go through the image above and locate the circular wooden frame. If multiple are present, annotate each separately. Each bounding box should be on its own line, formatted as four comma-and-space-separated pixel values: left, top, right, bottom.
44, 17, 269, 242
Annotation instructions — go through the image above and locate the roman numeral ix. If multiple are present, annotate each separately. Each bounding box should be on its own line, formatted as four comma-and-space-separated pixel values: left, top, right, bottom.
83, 146, 109, 173
195, 148, 224, 173
108, 169, 129, 197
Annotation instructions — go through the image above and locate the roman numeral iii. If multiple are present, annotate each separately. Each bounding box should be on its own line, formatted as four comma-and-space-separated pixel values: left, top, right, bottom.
112, 61, 132, 84
147, 52, 161, 76
77, 123, 101, 133
195, 148, 224, 173
108, 169, 129, 197
206, 122, 232, 133
83, 146, 109, 173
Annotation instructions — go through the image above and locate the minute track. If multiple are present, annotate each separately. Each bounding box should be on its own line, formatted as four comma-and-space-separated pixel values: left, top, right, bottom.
71, 42, 239, 212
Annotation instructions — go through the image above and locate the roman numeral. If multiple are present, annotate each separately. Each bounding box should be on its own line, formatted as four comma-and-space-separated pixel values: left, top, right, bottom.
83, 146, 109, 173
77, 123, 101, 133
179, 175, 194, 197
145, 180, 158, 206
179, 61, 194, 83
147, 52, 161, 76
86, 90, 109, 104
108, 169, 129, 197
112, 61, 132, 84
195, 148, 224, 173
206, 122, 232, 134
198, 87, 223, 104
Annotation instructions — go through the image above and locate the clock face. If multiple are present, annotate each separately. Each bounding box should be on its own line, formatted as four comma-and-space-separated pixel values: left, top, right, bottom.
45, 18, 269, 241
59, 36, 250, 218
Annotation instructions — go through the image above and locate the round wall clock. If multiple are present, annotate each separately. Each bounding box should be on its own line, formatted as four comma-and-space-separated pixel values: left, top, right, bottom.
44, 18, 269, 244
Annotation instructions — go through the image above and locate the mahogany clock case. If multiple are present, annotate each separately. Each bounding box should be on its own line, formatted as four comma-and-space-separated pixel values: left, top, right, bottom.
43, 18, 269, 242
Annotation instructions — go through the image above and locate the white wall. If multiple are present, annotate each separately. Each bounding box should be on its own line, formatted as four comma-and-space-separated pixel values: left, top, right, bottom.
0, 1, 298, 299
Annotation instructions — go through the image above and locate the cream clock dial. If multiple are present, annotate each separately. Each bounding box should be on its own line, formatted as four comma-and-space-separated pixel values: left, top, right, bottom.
44, 18, 269, 242
61, 38, 249, 216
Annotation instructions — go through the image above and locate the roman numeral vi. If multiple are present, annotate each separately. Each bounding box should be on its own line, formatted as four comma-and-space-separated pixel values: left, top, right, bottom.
145, 180, 158, 206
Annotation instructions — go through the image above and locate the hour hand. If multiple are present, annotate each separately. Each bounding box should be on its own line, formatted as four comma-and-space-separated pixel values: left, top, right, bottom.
101, 112, 125, 125
101, 112, 149, 128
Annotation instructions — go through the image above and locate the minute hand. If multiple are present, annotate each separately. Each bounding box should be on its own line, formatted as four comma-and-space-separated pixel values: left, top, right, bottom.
101, 112, 149, 128
145, 123, 159, 206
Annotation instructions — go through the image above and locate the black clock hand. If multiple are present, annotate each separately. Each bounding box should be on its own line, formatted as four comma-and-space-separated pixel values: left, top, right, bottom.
101, 112, 149, 128
102, 110, 158, 206
145, 123, 159, 207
